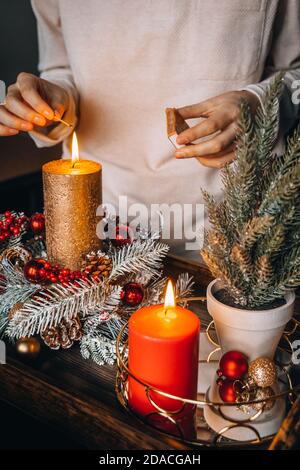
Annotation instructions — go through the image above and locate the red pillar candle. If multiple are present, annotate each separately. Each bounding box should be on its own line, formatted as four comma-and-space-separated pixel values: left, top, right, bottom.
128, 280, 200, 437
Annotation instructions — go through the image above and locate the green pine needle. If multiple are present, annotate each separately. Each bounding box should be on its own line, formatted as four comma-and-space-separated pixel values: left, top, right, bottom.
201, 72, 300, 308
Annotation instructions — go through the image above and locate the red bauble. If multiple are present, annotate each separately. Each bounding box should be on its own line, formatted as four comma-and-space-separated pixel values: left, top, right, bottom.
219, 378, 240, 403
30, 213, 45, 234
121, 282, 144, 306
111, 224, 133, 247
24, 258, 48, 284
219, 350, 248, 380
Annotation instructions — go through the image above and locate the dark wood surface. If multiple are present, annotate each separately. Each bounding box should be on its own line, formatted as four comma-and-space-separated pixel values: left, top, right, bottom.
0, 254, 213, 450
269, 394, 300, 450
1, 253, 299, 450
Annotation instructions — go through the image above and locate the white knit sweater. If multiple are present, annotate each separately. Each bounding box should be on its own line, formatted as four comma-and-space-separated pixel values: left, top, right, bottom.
30, 0, 300, 239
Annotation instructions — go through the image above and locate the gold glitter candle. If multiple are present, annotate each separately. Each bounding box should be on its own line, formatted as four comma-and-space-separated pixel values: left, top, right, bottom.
42, 133, 102, 271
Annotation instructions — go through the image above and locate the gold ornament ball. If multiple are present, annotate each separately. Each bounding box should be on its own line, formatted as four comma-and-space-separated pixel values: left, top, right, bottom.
248, 357, 277, 388
251, 387, 275, 412
16, 337, 41, 358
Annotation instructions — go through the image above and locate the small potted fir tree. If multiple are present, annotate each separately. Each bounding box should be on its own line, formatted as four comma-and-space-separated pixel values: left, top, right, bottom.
201, 74, 299, 361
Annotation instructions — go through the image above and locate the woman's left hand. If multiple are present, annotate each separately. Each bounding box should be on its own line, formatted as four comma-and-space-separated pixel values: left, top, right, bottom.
175, 90, 259, 168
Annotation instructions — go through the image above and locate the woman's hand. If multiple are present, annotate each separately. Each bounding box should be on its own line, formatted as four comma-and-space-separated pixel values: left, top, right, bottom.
175, 91, 259, 168
0, 72, 69, 136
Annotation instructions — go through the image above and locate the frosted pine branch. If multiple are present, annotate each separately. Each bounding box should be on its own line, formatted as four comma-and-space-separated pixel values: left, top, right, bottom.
0, 258, 40, 336
175, 272, 194, 301
80, 334, 116, 366
201, 73, 300, 308
109, 239, 169, 281
6, 278, 112, 339
83, 286, 122, 335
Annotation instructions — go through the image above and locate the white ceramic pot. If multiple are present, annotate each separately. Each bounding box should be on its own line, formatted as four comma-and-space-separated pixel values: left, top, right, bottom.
206, 279, 295, 360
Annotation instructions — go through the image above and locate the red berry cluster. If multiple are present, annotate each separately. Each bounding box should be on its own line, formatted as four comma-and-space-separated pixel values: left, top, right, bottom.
24, 258, 89, 286
0, 211, 28, 243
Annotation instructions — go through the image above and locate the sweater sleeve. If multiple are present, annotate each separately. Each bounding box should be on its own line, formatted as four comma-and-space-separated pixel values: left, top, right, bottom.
29, 0, 78, 148
244, 0, 300, 135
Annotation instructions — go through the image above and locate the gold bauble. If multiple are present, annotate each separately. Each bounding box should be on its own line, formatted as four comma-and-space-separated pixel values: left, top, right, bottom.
248, 357, 277, 388
16, 337, 41, 358
236, 390, 254, 415
251, 387, 275, 411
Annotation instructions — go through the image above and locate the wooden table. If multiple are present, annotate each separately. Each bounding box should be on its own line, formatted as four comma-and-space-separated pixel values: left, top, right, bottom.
1, 253, 299, 450
0, 254, 213, 450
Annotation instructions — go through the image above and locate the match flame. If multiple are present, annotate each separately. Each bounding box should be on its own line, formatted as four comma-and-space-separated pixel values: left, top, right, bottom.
164, 279, 176, 309
72, 132, 79, 167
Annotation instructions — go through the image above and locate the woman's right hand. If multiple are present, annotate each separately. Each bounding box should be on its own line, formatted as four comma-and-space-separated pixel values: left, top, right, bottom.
0, 72, 69, 136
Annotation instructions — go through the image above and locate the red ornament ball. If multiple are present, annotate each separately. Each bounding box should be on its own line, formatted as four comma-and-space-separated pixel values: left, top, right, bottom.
30, 213, 45, 234
219, 350, 248, 380
24, 258, 48, 284
219, 378, 240, 403
121, 282, 144, 307
111, 224, 132, 247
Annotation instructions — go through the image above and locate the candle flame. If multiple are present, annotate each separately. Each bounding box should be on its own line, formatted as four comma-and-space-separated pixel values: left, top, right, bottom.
71, 132, 79, 167
164, 279, 176, 309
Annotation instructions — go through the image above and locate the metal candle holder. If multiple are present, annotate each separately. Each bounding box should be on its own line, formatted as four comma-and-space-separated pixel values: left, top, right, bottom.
115, 298, 300, 448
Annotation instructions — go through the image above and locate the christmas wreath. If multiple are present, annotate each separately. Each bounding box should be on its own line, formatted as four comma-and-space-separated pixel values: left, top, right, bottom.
0, 211, 193, 365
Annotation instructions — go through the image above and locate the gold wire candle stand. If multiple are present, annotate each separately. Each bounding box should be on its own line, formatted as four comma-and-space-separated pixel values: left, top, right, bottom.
115, 299, 300, 448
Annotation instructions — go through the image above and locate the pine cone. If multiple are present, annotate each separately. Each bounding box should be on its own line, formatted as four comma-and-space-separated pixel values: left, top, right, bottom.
8, 302, 24, 320
81, 251, 112, 281
41, 316, 82, 350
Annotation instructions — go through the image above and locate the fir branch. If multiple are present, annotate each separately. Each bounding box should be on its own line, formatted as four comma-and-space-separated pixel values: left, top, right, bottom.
0, 258, 40, 336
222, 102, 257, 228
200, 74, 300, 308
175, 272, 194, 301
239, 215, 273, 250
258, 162, 300, 218
280, 126, 300, 175
263, 112, 300, 202
278, 245, 300, 288
6, 278, 112, 339
202, 191, 235, 245
231, 245, 253, 281
139, 273, 194, 306
80, 334, 116, 366
0, 256, 33, 288
255, 72, 283, 178
97, 315, 126, 341
82, 286, 122, 335
256, 224, 285, 261
201, 248, 247, 305
247, 285, 286, 308
140, 276, 167, 307
109, 239, 169, 281
256, 255, 274, 285
260, 127, 300, 214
